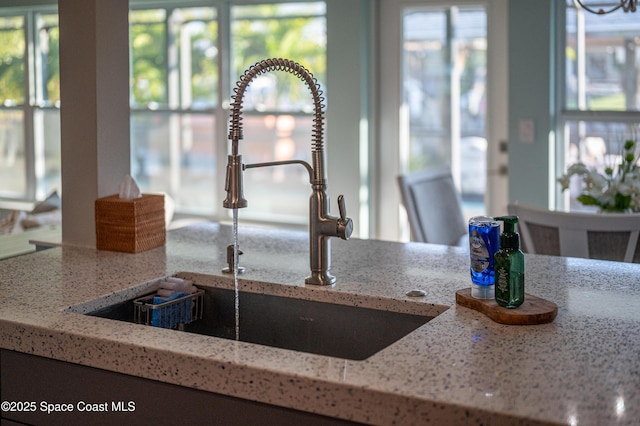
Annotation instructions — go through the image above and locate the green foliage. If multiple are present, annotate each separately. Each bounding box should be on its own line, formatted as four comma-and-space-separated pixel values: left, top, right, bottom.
232, 4, 326, 107
130, 18, 167, 106
589, 93, 625, 111
576, 194, 600, 206
0, 5, 325, 110
0, 27, 25, 104
128, 4, 325, 109
43, 25, 60, 104
188, 19, 218, 107
614, 192, 632, 211
0, 14, 60, 105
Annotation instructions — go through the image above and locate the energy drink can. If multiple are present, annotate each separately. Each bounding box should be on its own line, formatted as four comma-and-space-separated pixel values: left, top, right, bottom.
468, 216, 500, 299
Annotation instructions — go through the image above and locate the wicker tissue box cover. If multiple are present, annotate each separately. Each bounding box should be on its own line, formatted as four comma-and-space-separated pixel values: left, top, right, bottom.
95, 194, 165, 253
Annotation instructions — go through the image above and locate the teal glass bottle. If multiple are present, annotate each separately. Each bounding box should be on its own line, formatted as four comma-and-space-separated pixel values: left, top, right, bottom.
494, 216, 525, 309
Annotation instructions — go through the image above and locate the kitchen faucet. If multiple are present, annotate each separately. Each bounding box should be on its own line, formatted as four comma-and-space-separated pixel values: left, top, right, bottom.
223, 58, 353, 286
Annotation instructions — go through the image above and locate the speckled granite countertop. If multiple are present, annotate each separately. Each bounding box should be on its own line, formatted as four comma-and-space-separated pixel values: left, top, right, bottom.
1, 222, 639, 425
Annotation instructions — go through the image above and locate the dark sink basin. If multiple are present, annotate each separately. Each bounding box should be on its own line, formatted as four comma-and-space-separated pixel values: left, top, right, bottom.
87, 281, 440, 361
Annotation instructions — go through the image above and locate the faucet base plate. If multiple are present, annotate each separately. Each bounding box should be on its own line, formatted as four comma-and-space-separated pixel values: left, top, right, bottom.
305, 271, 336, 286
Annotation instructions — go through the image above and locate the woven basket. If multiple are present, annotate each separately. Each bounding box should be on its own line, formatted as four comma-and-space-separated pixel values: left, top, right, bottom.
95, 194, 165, 253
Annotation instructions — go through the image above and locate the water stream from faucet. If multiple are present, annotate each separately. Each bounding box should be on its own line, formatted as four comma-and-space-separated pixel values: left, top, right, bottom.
232, 208, 240, 341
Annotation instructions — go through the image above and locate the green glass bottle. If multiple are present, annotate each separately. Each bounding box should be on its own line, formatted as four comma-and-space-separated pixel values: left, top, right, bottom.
493, 216, 525, 308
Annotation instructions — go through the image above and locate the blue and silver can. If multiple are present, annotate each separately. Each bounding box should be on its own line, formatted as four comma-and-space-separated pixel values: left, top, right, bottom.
468, 216, 500, 299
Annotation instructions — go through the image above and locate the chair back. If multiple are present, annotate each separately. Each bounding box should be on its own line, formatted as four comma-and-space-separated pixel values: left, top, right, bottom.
508, 203, 640, 263
397, 167, 467, 246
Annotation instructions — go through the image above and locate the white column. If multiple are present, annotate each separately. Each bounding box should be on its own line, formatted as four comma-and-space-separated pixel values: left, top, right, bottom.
59, 0, 130, 247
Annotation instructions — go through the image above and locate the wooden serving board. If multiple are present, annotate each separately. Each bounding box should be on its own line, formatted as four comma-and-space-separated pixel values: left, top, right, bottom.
455, 288, 558, 325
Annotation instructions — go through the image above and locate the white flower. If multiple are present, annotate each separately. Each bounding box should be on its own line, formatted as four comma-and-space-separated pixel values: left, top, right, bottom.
567, 162, 590, 175
618, 177, 636, 196
557, 175, 571, 191
585, 172, 607, 191
558, 137, 639, 212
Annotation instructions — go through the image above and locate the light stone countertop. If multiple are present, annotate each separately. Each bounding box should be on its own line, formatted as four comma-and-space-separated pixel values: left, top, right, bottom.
1, 222, 639, 425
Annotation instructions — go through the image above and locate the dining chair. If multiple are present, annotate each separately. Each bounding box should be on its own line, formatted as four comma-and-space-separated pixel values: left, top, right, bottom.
397, 166, 467, 246
508, 203, 640, 263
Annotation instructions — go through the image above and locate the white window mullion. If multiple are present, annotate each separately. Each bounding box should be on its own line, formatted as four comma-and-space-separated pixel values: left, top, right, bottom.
167, 7, 181, 198
215, 0, 232, 221
24, 11, 37, 200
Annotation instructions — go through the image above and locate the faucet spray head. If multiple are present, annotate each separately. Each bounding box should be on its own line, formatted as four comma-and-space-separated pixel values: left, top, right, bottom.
223, 154, 248, 209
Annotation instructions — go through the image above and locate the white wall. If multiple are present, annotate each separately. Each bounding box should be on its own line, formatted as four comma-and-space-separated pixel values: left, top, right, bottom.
507, 0, 555, 209
326, 0, 372, 238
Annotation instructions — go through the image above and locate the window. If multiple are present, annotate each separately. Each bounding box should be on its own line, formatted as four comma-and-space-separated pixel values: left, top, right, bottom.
229, 3, 326, 222
129, 6, 219, 214
0, 15, 25, 199
0, 1, 326, 227
402, 6, 487, 207
560, 1, 640, 211
128, 2, 325, 221
377, 0, 501, 242
0, 11, 60, 201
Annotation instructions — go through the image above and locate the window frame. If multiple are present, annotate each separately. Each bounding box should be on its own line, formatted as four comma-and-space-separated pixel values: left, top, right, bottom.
555, 1, 640, 210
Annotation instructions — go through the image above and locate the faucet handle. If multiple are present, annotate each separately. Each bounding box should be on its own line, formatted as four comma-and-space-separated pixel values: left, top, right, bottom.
336, 195, 353, 240
338, 195, 347, 220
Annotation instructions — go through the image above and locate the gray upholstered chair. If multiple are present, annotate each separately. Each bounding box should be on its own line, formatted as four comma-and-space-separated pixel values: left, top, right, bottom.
397, 167, 467, 246
508, 203, 640, 263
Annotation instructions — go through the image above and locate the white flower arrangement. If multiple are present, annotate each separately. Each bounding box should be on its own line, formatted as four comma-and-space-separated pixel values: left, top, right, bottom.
558, 139, 640, 213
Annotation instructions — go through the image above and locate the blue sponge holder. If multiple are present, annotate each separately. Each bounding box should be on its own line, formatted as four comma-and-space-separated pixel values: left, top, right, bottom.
133, 290, 204, 329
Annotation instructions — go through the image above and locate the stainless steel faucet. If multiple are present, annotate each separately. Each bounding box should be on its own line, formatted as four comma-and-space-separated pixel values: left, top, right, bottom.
223, 58, 353, 285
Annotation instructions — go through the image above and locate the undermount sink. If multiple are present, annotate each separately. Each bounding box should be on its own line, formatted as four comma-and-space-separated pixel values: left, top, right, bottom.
79, 273, 446, 361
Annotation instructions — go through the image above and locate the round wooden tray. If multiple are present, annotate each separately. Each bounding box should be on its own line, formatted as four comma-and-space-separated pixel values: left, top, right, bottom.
455, 288, 558, 325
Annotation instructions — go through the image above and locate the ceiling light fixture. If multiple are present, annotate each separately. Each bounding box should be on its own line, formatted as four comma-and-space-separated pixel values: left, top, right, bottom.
574, 0, 637, 14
